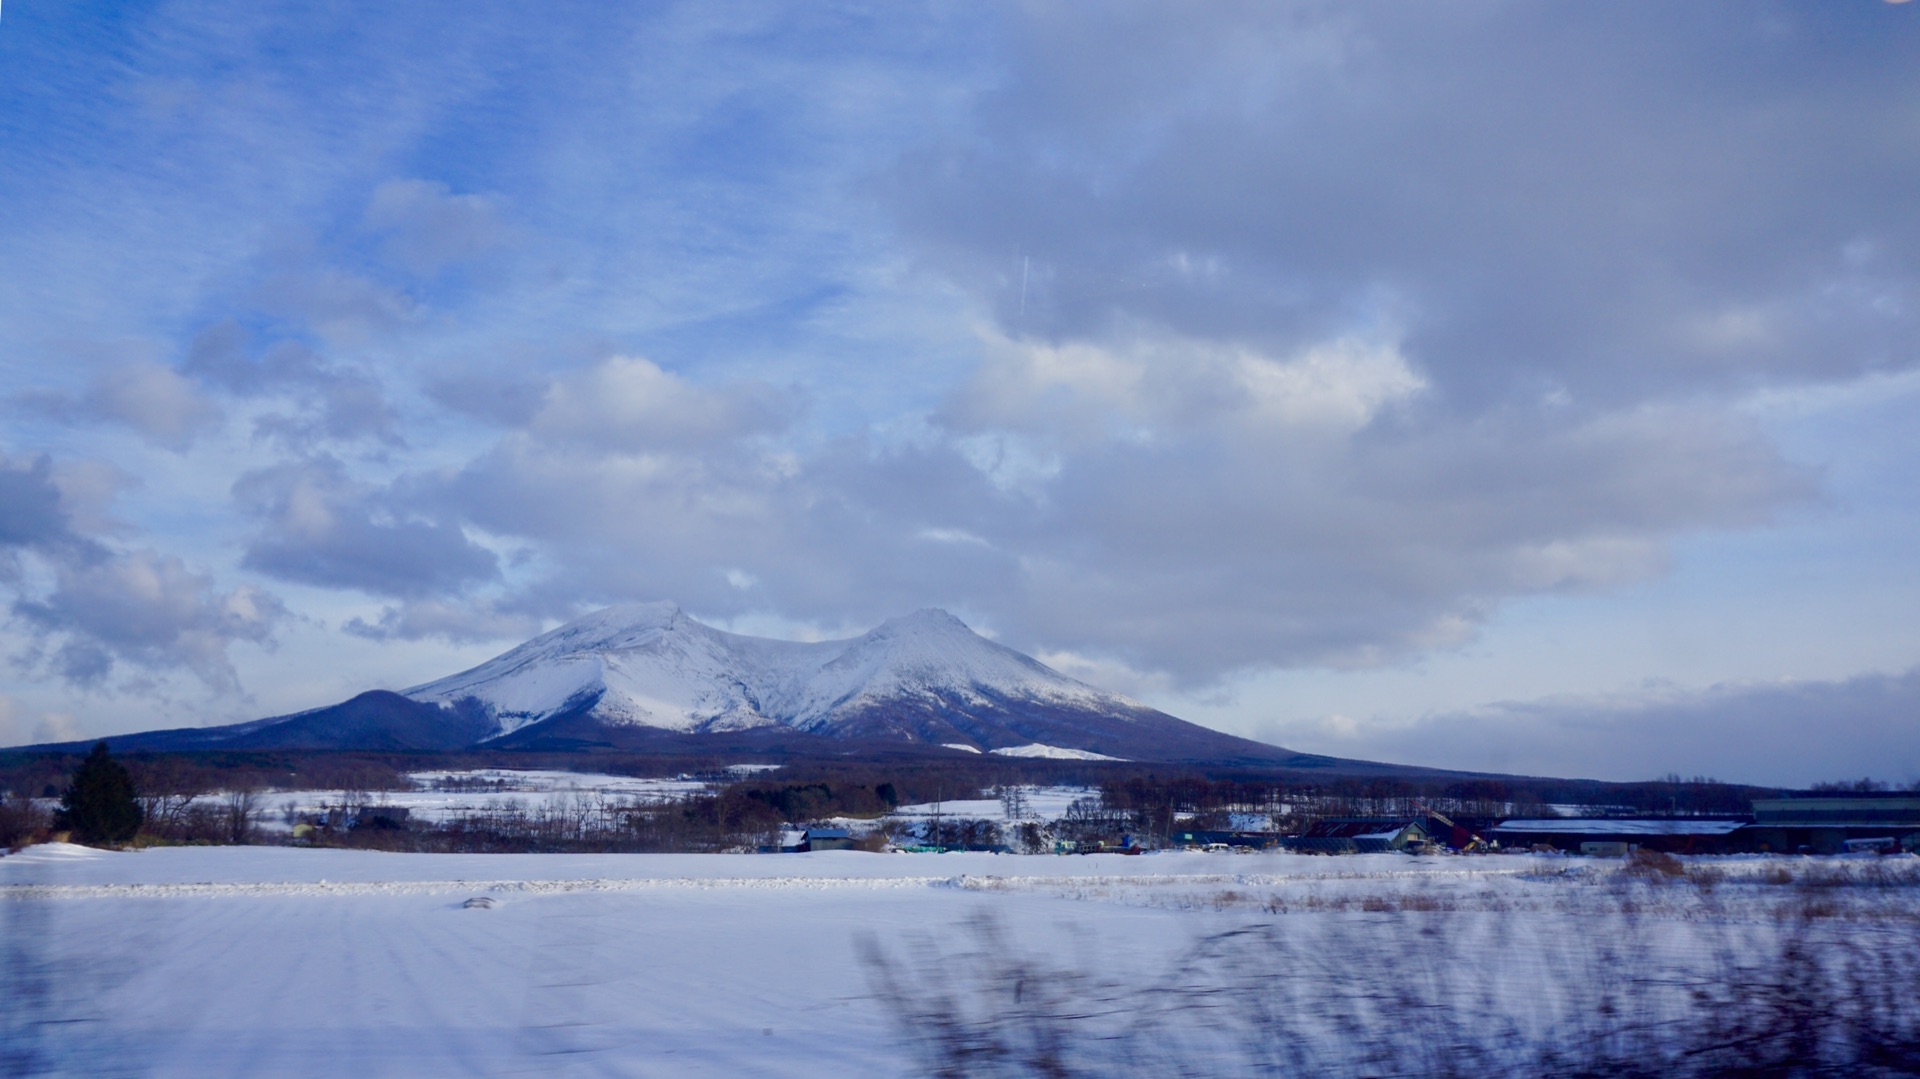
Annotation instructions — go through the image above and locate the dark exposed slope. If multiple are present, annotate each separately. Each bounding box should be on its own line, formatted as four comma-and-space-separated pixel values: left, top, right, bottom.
42, 692, 493, 754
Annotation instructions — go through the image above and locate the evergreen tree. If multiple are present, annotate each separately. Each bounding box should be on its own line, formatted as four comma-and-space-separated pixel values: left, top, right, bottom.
56, 742, 143, 846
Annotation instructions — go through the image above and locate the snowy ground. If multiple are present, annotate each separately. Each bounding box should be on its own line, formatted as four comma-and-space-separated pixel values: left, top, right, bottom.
209, 774, 1099, 834
144, 772, 1139, 832
159, 769, 724, 832
199, 769, 1108, 833
7, 844, 1915, 1077
887, 784, 1093, 824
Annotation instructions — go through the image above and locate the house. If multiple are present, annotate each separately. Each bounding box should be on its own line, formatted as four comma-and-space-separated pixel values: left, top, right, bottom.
803, 827, 854, 852
1289, 818, 1434, 854
765, 828, 809, 853
1743, 794, 1920, 855
1488, 818, 1748, 855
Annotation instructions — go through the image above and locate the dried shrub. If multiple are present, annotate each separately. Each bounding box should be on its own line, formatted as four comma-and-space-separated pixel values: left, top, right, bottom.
1621, 847, 1685, 879
1684, 864, 1726, 891
0, 791, 51, 851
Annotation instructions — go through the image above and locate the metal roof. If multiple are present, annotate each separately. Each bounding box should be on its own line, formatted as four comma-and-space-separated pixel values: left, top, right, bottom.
1748, 820, 1920, 831
1493, 819, 1747, 837
1300, 819, 1421, 839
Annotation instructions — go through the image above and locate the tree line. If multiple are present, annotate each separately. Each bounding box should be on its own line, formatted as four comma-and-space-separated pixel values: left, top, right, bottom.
0, 743, 1838, 855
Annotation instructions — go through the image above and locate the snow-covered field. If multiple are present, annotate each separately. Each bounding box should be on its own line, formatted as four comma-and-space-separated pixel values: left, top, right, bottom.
259, 769, 720, 827
122, 769, 748, 835
888, 784, 1092, 823
207, 773, 1094, 833
4, 845, 1916, 1076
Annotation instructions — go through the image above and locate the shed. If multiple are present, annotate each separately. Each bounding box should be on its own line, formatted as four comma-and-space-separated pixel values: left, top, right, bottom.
1745, 794, 1920, 854
1488, 818, 1747, 855
354, 806, 412, 830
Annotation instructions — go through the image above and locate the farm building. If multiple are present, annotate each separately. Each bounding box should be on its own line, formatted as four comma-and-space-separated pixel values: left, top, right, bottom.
802, 827, 854, 852
1489, 818, 1748, 855
1169, 829, 1284, 850
1743, 794, 1920, 854
1289, 818, 1434, 854
318, 805, 412, 830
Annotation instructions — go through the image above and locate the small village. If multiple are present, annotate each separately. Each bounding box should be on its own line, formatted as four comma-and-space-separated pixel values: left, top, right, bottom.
786, 789, 1920, 858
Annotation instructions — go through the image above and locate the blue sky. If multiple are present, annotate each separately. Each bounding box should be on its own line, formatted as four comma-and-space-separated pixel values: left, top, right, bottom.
2, 1, 1917, 785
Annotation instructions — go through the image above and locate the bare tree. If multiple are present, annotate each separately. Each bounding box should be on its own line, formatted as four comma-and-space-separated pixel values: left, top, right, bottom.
0, 790, 51, 850
999, 785, 1031, 822
125, 757, 210, 841
223, 786, 261, 845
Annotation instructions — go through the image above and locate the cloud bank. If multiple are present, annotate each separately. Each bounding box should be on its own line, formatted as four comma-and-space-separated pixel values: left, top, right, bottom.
1262, 668, 1920, 789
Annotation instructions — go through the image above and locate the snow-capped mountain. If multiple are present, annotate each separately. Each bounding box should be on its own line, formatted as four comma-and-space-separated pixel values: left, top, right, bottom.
405, 603, 1115, 742
65, 603, 1359, 767
399, 603, 1269, 760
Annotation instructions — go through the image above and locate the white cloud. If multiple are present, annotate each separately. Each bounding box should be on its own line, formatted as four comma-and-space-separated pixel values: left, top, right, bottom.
362, 179, 507, 275
14, 550, 286, 692
1032, 648, 1173, 701
233, 457, 499, 598
947, 327, 1425, 446
31, 711, 83, 746
343, 597, 546, 645
529, 356, 791, 452
1235, 338, 1426, 432
31, 359, 225, 451
917, 527, 992, 548
252, 267, 422, 348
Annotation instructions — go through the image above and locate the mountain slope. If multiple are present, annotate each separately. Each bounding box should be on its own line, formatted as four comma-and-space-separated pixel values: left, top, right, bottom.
53, 692, 496, 754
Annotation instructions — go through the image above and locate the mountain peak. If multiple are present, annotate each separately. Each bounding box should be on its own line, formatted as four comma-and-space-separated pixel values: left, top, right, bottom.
873, 608, 972, 636
570, 600, 685, 634
401, 601, 1140, 741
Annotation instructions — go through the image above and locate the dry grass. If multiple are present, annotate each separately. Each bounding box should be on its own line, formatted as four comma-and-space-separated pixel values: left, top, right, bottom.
1620, 847, 1685, 879
864, 904, 1920, 1078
